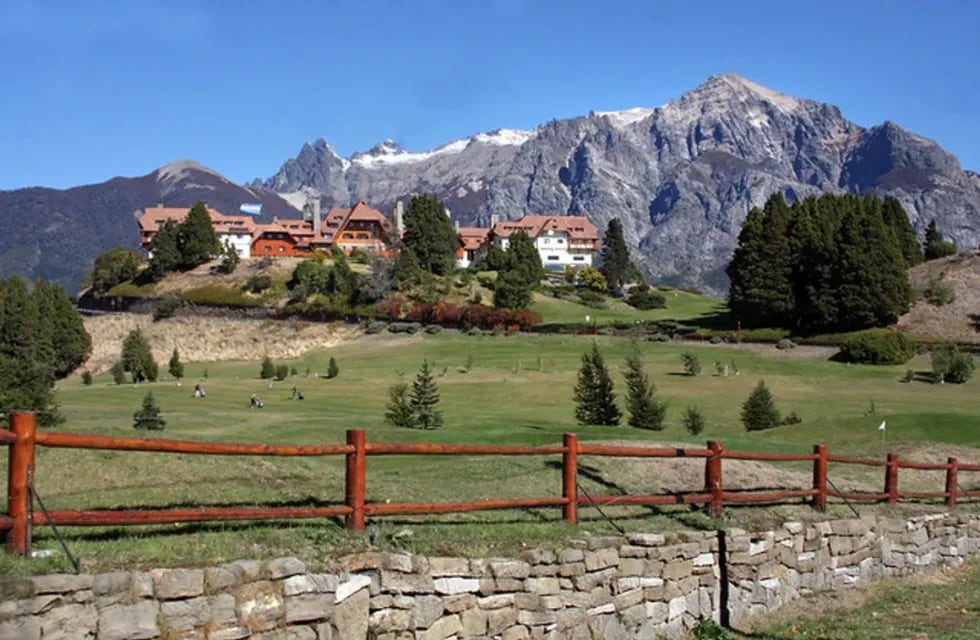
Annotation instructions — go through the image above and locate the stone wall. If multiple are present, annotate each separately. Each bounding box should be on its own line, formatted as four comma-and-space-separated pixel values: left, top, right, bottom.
1, 514, 978, 640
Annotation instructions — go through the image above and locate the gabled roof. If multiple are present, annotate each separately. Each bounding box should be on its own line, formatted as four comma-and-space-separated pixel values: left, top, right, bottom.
490, 214, 599, 241
138, 206, 257, 234
458, 227, 490, 251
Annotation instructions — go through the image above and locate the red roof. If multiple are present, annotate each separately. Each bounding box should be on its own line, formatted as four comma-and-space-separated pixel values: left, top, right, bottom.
490, 214, 599, 241
458, 227, 490, 251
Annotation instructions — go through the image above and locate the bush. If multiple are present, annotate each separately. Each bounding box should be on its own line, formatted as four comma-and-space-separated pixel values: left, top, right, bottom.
388, 322, 421, 334
326, 357, 339, 379
922, 279, 955, 306
366, 321, 387, 334
776, 338, 796, 350
684, 406, 705, 436
577, 289, 604, 305
243, 274, 273, 294
838, 329, 916, 365
781, 411, 802, 425
274, 364, 289, 381
260, 356, 276, 379
424, 325, 442, 334
681, 352, 701, 376
625, 284, 666, 310
709, 336, 723, 345
648, 333, 671, 343
290, 366, 298, 376
741, 381, 780, 431
81, 371, 93, 385
153, 295, 181, 321
111, 362, 126, 385
931, 343, 975, 384
133, 392, 165, 430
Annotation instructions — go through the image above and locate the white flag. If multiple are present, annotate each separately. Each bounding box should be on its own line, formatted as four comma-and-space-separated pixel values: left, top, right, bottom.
878, 420, 887, 431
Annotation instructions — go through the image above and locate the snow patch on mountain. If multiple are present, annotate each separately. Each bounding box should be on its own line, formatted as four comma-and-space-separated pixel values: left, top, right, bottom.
471, 128, 534, 146
593, 107, 656, 128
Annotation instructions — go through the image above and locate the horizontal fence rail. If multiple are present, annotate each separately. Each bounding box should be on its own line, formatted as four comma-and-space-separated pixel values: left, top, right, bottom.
3, 412, 980, 556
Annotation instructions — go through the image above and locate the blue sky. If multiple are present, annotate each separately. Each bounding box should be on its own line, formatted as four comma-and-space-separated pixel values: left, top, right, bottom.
1, 0, 978, 190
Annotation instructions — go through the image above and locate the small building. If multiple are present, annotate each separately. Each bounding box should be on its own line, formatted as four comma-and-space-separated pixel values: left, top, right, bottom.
138, 206, 256, 258
488, 214, 600, 270
456, 226, 491, 268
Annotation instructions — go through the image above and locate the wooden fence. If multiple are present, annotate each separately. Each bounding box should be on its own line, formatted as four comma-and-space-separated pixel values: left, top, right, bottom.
3, 411, 980, 555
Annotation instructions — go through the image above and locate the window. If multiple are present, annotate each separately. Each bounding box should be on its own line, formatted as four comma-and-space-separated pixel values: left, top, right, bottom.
556, 239, 564, 244
542, 238, 549, 244
547, 255, 559, 261
573, 256, 585, 262
264, 245, 272, 251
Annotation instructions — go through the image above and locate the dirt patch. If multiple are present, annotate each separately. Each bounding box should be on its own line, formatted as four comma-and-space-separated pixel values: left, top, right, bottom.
81, 313, 361, 374
899, 252, 980, 344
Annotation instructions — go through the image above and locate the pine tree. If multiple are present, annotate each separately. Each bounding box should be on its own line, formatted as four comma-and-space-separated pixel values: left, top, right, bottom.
33, 280, 92, 379
384, 379, 415, 428
623, 341, 666, 430
217, 241, 240, 274
178, 202, 221, 269
684, 407, 705, 435
923, 219, 957, 260
410, 360, 443, 429
133, 391, 165, 430
400, 194, 459, 276
149, 219, 181, 279
90, 248, 143, 296
121, 329, 158, 383
0, 277, 58, 426
788, 197, 840, 331
260, 355, 276, 379
110, 361, 126, 385
327, 357, 339, 379
600, 218, 631, 292
741, 381, 780, 431
493, 269, 533, 309
573, 342, 620, 426
168, 348, 184, 382
505, 230, 545, 287
881, 197, 922, 266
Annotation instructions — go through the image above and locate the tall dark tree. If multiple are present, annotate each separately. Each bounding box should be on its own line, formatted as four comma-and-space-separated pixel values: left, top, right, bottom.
493, 269, 533, 309
726, 194, 795, 327
121, 328, 158, 383
0, 277, 59, 425
90, 248, 144, 296
923, 219, 957, 260
788, 197, 839, 331
149, 219, 181, 279
505, 230, 545, 286
600, 218, 631, 291
168, 348, 184, 382
623, 341, 666, 430
178, 202, 221, 268
33, 280, 92, 378
409, 359, 443, 430
573, 342, 620, 426
400, 194, 459, 276
881, 197, 923, 266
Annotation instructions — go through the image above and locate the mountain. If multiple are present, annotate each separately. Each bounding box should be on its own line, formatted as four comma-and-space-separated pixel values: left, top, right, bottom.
0, 161, 300, 292
2, 73, 978, 295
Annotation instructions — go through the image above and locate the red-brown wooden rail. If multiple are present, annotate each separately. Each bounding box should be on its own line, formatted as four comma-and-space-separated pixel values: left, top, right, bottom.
3, 411, 980, 556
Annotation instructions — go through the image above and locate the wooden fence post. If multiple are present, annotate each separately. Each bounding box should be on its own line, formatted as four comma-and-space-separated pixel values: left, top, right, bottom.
562, 433, 578, 525
705, 441, 723, 518
345, 430, 366, 531
811, 444, 828, 511
884, 453, 899, 506
945, 457, 958, 508
6, 412, 36, 555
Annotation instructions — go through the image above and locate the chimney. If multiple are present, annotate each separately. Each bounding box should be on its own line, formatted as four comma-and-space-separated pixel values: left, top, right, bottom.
454, 220, 460, 232
395, 200, 405, 236
490, 214, 500, 228
312, 197, 321, 238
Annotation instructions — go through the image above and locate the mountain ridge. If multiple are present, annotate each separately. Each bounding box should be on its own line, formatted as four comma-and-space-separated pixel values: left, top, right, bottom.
2, 73, 978, 295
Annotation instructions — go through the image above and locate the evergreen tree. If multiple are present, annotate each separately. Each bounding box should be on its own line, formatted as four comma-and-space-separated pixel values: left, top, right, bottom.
168, 348, 184, 382
327, 357, 339, 379
787, 198, 840, 331
726, 194, 795, 327
149, 219, 181, 279
741, 381, 780, 431
384, 379, 415, 428
600, 218, 631, 291
90, 248, 144, 296
573, 342, 620, 426
409, 360, 443, 429
178, 202, 221, 268
110, 361, 127, 385
684, 406, 705, 435
260, 355, 276, 379
923, 219, 957, 260
400, 194, 459, 276
133, 391, 165, 430
505, 230, 545, 287
394, 245, 423, 288
623, 341, 666, 430
33, 280, 91, 378
0, 277, 58, 426
121, 329, 158, 383
217, 241, 240, 274
881, 197, 923, 266
493, 269, 533, 309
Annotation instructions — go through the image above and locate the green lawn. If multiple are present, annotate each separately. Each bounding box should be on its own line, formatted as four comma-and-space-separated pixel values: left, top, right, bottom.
530, 288, 729, 326
3, 332, 979, 574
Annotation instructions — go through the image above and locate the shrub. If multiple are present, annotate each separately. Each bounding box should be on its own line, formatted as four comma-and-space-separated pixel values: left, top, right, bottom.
133, 392, 165, 430
290, 366, 298, 376
81, 371, 93, 385
388, 322, 421, 334
781, 411, 802, 425
366, 321, 387, 334
681, 352, 701, 376
741, 381, 781, 431
709, 336, 723, 345
274, 364, 289, 381
922, 279, 955, 306
243, 274, 273, 294
684, 406, 705, 436
260, 356, 276, 379
838, 329, 916, 365
326, 357, 339, 379
111, 362, 126, 385
625, 284, 666, 310
424, 325, 442, 334
931, 343, 975, 384
466, 327, 484, 336
776, 338, 796, 350
153, 295, 180, 321
648, 333, 671, 343
577, 289, 604, 305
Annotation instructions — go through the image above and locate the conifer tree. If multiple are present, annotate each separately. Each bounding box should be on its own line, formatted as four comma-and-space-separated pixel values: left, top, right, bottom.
409, 359, 443, 429
178, 202, 221, 269
881, 197, 922, 266
384, 379, 415, 428
788, 198, 839, 331
149, 219, 181, 279
327, 357, 339, 379
260, 355, 276, 379
121, 329, 158, 383
133, 391, 165, 430
0, 277, 58, 425
573, 342, 620, 426
400, 194, 459, 276
600, 218, 631, 291
33, 280, 92, 378
623, 341, 666, 430
168, 348, 184, 382
741, 381, 780, 431
923, 219, 957, 260
505, 230, 545, 287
